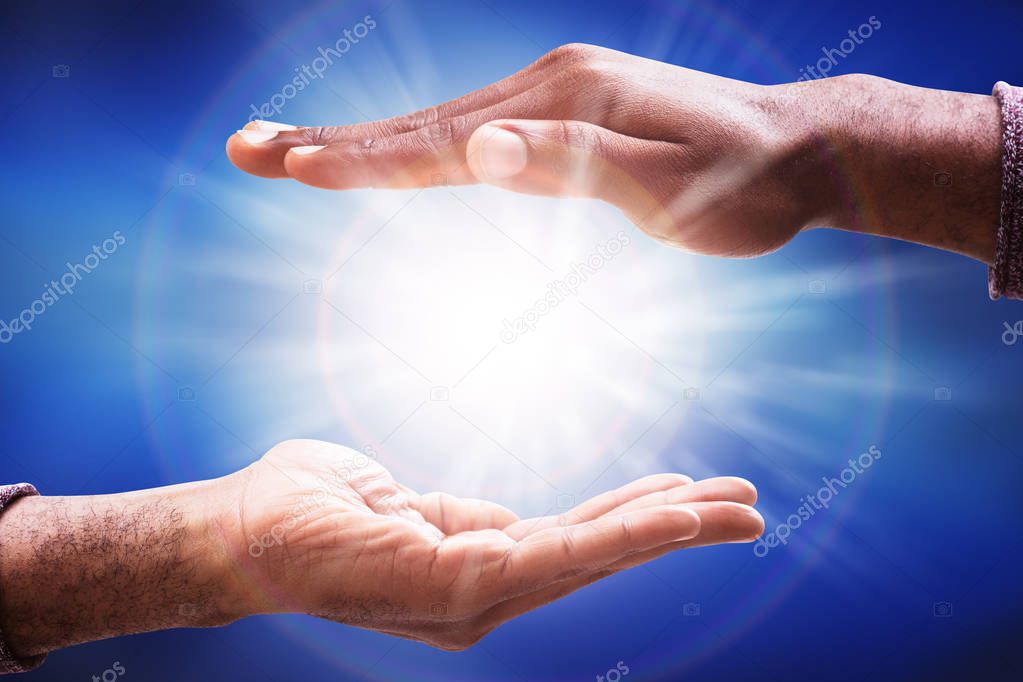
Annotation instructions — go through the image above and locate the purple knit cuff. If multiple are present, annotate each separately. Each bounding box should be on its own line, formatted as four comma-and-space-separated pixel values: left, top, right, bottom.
989, 81, 1023, 300
0, 484, 45, 675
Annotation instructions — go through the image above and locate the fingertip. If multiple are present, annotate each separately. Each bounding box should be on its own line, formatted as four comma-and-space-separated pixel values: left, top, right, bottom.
466, 122, 519, 183
243, 129, 281, 144
746, 506, 766, 541
672, 476, 757, 506
718, 503, 765, 543
246, 120, 299, 132
721, 476, 758, 505
667, 473, 695, 486
283, 145, 340, 189
225, 132, 251, 170
226, 131, 291, 179
479, 126, 529, 182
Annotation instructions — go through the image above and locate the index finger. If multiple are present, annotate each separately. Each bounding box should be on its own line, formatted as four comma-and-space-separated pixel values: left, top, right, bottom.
227, 45, 579, 179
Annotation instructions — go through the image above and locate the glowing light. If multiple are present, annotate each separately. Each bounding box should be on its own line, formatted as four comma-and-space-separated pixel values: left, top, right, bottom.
314, 187, 706, 509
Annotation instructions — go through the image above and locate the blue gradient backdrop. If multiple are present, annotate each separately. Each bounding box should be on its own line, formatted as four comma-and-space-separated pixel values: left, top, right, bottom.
2, 1, 1022, 680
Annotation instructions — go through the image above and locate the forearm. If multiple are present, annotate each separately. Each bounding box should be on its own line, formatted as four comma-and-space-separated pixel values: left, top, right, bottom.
779, 74, 1002, 262
0, 479, 246, 658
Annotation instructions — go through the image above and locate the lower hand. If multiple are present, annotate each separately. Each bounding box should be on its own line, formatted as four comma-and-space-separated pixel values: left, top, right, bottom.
226, 439, 763, 650
0, 438, 763, 656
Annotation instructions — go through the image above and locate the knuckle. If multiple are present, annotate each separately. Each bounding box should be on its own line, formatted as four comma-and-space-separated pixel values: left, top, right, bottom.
401, 104, 444, 131
266, 438, 335, 458
265, 439, 294, 456
617, 514, 635, 547
553, 61, 621, 121
558, 524, 580, 561
305, 126, 336, 146
563, 54, 616, 90
558, 121, 603, 156
421, 117, 460, 151
548, 42, 601, 63
657, 142, 693, 178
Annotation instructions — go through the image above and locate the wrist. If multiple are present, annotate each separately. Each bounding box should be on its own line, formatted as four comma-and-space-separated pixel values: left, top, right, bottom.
200, 466, 290, 620
776, 73, 1002, 261
164, 475, 255, 626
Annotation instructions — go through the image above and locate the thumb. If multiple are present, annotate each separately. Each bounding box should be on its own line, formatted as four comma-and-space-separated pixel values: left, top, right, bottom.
466, 120, 650, 208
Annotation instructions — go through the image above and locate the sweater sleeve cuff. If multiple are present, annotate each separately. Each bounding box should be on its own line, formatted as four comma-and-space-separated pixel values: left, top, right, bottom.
989, 81, 1023, 300
0, 484, 46, 675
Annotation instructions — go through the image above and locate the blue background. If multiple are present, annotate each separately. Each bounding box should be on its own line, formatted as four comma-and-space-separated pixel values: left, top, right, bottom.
2, 0, 1023, 680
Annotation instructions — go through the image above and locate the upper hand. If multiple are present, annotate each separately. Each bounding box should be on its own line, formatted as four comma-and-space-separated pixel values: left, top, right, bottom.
226, 43, 828, 257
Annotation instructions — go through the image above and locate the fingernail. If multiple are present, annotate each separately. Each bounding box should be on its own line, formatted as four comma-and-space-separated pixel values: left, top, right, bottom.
236, 130, 278, 144
671, 508, 702, 540
252, 120, 298, 131
290, 145, 326, 155
478, 126, 528, 180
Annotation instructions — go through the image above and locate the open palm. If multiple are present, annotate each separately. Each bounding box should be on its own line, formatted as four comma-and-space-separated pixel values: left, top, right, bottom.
228, 439, 763, 650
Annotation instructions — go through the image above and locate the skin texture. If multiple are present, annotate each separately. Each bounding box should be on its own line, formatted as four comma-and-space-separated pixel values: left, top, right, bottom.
0, 439, 763, 656
227, 43, 1002, 262
0, 480, 238, 656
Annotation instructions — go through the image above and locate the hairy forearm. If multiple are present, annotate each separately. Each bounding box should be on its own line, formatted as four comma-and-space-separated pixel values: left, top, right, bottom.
778, 74, 1002, 262
0, 480, 245, 657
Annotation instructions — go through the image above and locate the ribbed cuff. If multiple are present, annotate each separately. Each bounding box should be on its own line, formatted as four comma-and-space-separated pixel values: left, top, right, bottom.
0, 484, 46, 675
989, 81, 1023, 300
